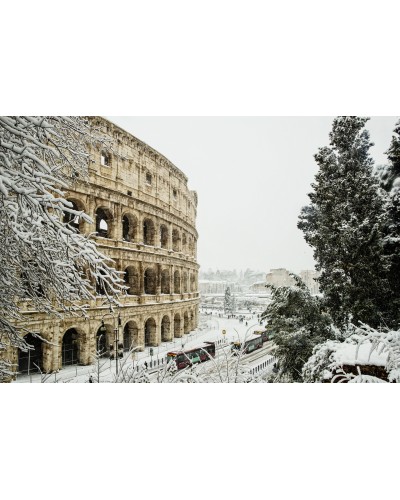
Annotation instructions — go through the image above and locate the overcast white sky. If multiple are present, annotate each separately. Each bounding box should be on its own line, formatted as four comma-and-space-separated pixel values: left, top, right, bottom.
108, 116, 399, 274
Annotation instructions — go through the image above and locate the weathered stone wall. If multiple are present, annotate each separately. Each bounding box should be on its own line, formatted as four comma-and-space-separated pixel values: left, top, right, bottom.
9, 117, 200, 375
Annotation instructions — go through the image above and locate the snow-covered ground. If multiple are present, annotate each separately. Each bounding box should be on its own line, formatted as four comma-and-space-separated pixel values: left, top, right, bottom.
14, 309, 270, 383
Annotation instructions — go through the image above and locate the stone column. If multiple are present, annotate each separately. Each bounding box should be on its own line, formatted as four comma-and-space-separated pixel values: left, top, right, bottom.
156, 263, 162, 295
113, 203, 123, 240
139, 262, 144, 295
137, 215, 144, 244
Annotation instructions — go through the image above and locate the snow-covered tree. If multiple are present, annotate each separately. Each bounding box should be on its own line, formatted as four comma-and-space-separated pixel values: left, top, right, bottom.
376, 119, 400, 327
298, 116, 390, 329
224, 286, 234, 314
261, 274, 334, 382
0, 116, 123, 380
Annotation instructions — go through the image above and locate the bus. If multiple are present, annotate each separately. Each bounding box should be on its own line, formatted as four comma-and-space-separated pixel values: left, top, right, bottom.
167, 341, 216, 370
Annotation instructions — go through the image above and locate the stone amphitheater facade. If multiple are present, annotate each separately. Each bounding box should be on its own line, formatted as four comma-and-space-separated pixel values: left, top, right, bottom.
11, 116, 200, 375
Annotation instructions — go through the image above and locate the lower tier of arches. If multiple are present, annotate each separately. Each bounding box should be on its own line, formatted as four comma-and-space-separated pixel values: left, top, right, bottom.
10, 301, 199, 375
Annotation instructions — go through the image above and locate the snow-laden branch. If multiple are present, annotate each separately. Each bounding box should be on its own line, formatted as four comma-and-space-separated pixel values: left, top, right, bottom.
0, 116, 123, 380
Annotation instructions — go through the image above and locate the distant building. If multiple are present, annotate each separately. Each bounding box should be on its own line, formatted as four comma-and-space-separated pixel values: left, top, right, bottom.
249, 281, 267, 293
299, 270, 320, 295
265, 268, 295, 288
199, 280, 242, 295
265, 268, 320, 295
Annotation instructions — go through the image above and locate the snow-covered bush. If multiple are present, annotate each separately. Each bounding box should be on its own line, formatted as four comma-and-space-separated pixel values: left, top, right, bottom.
302, 323, 400, 383
0, 116, 123, 379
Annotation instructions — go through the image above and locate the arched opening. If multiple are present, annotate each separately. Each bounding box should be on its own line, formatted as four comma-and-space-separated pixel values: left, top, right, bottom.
124, 266, 140, 295
161, 269, 170, 294
183, 271, 188, 293
144, 267, 157, 294
183, 312, 189, 334
63, 199, 85, 232
100, 151, 111, 166
96, 207, 113, 238
123, 321, 139, 352
172, 228, 181, 252
18, 333, 43, 374
122, 213, 138, 242
174, 314, 181, 338
96, 324, 111, 357
160, 224, 169, 248
174, 270, 181, 294
144, 318, 157, 346
143, 218, 155, 245
62, 328, 80, 366
96, 268, 110, 296
161, 316, 171, 342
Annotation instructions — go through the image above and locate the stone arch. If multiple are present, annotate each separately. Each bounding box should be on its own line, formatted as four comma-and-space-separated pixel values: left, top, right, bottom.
100, 150, 111, 167
123, 320, 139, 352
160, 224, 169, 248
96, 206, 113, 238
174, 270, 181, 294
172, 228, 181, 252
161, 268, 170, 294
96, 268, 110, 296
61, 328, 82, 366
122, 212, 138, 242
144, 267, 157, 294
182, 271, 188, 293
96, 323, 112, 357
174, 313, 182, 338
63, 198, 86, 232
161, 315, 171, 342
143, 217, 155, 245
183, 311, 190, 334
18, 333, 43, 374
144, 317, 157, 346
124, 266, 140, 295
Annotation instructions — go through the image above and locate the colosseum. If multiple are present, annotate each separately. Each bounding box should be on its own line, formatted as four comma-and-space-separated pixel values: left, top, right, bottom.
11, 116, 200, 376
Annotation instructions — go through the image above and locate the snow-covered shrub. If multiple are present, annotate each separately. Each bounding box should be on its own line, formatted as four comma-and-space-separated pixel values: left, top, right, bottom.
302, 323, 400, 383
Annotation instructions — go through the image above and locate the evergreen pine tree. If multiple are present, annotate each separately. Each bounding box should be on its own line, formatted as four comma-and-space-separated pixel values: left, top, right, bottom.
298, 116, 390, 328
379, 120, 400, 326
224, 286, 232, 314
261, 275, 334, 382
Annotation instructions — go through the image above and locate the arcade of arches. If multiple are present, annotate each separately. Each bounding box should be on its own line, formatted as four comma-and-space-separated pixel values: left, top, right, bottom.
15, 308, 198, 373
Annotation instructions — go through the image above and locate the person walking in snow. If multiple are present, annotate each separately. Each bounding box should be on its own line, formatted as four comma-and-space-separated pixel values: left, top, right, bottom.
144, 361, 148, 370
89, 375, 93, 383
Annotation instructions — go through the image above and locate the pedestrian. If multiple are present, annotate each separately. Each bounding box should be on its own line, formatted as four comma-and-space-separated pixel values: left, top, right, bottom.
89, 375, 93, 383
144, 361, 148, 370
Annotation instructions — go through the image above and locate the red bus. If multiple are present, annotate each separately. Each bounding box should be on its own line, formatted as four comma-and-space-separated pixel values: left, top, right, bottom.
167, 341, 216, 370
